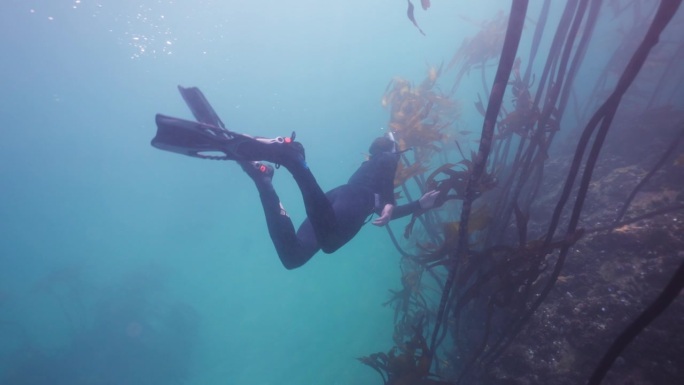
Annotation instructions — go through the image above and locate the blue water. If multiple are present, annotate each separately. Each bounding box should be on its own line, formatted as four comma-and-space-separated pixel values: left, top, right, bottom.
0, 1, 509, 384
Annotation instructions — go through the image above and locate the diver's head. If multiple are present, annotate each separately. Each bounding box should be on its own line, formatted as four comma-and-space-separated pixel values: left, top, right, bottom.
369, 133, 398, 156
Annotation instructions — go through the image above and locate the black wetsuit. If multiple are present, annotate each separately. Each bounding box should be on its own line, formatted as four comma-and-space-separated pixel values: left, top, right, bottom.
252, 151, 421, 269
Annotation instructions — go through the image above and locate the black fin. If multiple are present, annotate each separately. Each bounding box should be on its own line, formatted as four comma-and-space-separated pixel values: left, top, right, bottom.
177, 85, 225, 129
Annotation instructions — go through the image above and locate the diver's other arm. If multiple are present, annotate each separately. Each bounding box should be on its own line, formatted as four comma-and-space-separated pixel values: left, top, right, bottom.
391, 190, 441, 220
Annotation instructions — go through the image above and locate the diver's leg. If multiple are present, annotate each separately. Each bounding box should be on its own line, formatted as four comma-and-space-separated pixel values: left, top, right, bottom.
168, 85, 336, 258
292, 218, 321, 267
237, 137, 340, 251
240, 162, 319, 269
284, 162, 340, 252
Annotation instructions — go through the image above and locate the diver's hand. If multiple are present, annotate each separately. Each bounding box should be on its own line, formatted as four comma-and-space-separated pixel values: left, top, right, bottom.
419, 190, 440, 209
372, 204, 395, 226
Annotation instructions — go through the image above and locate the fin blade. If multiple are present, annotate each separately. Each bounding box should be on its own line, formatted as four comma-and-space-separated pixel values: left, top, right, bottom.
177, 85, 226, 129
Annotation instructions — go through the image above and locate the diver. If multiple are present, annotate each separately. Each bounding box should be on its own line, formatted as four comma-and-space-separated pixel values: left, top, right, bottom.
235, 135, 440, 269
152, 86, 440, 269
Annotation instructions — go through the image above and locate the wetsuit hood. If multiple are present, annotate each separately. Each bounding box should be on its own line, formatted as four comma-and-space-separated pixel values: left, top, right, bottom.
369, 134, 397, 156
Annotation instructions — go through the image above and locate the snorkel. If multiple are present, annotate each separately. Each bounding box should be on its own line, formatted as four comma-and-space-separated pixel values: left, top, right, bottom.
386, 131, 398, 153
387, 131, 412, 155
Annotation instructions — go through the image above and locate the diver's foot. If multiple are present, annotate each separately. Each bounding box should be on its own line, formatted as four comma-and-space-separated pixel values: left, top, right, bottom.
280, 140, 306, 168
239, 161, 274, 185
242, 134, 306, 169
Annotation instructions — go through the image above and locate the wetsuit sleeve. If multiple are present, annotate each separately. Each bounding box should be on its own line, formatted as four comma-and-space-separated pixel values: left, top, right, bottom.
392, 200, 422, 220
377, 153, 399, 206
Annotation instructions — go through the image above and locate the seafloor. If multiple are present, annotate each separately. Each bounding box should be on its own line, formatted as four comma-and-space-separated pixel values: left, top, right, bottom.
484, 109, 684, 385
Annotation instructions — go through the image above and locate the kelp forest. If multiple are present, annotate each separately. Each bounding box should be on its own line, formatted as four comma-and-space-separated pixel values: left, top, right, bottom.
360, 1, 684, 384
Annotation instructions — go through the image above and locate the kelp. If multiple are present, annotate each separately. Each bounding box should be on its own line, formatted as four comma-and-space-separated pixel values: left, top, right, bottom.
358, 316, 451, 385
446, 10, 510, 95
361, 1, 684, 384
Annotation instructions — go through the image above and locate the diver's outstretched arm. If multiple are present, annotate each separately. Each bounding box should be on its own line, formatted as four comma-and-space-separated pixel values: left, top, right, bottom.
391, 190, 441, 221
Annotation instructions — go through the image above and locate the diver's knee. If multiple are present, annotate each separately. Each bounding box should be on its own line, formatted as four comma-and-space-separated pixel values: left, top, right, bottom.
280, 258, 305, 270
320, 243, 342, 254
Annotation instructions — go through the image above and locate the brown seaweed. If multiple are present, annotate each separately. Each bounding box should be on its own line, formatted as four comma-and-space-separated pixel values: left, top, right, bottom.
368, 1, 684, 384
